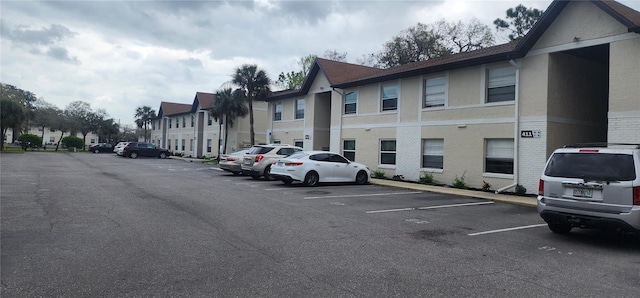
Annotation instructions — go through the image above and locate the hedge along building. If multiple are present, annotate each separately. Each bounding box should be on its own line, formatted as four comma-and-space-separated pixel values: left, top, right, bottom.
262, 0, 640, 194
151, 92, 269, 158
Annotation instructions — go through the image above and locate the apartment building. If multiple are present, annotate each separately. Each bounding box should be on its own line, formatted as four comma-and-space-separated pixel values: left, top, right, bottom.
263, 0, 640, 194
150, 92, 269, 158
5, 127, 99, 148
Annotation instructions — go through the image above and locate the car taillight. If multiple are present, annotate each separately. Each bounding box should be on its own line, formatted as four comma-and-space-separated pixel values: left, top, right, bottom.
124, 145, 129, 150
633, 186, 640, 206
285, 162, 303, 166
255, 155, 264, 163
226, 157, 236, 161
538, 179, 544, 196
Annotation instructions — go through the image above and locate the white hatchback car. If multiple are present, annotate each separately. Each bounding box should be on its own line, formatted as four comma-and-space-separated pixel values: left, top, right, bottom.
270, 151, 370, 186
537, 143, 640, 234
114, 142, 129, 156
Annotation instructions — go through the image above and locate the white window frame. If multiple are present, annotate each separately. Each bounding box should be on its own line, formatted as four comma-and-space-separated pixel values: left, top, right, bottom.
181, 139, 185, 151
295, 99, 305, 119
344, 91, 357, 115
182, 116, 186, 128
424, 75, 446, 108
487, 66, 516, 103
379, 139, 396, 166
422, 139, 444, 170
274, 102, 282, 121
168, 139, 171, 150
343, 139, 356, 161
381, 84, 398, 112
294, 139, 304, 148
485, 139, 514, 175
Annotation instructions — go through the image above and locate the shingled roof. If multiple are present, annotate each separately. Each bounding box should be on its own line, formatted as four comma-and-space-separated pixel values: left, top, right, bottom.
157, 101, 192, 118
266, 0, 640, 96
191, 92, 215, 113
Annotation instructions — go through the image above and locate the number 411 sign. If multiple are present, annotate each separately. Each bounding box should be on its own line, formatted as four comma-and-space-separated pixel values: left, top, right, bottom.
521, 130, 541, 138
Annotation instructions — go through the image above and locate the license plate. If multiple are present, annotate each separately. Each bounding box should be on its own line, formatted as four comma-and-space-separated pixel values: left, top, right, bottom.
573, 188, 593, 198
277, 162, 283, 166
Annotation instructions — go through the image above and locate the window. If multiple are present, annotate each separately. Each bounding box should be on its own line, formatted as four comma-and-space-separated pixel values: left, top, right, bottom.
174, 139, 178, 150
294, 140, 303, 148
169, 119, 172, 128
485, 139, 514, 174
381, 85, 398, 111
295, 99, 305, 119
208, 114, 213, 126
181, 139, 185, 151
343, 140, 356, 161
38, 127, 43, 131
190, 139, 193, 151
90, 139, 95, 144
422, 139, 444, 169
191, 115, 194, 127
50, 128, 56, 132
272, 139, 281, 144
274, 103, 282, 121
344, 91, 357, 114
380, 140, 396, 165
49, 137, 55, 143
487, 66, 516, 103
207, 139, 212, 152
168, 139, 171, 150
424, 76, 445, 108
182, 116, 186, 128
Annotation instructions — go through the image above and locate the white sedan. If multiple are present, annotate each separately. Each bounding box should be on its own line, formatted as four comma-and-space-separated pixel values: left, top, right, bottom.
270, 151, 370, 186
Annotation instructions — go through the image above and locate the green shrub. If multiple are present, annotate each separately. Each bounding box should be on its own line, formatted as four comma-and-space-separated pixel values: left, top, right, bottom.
61, 136, 84, 149
173, 152, 184, 157
515, 184, 527, 195
452, 172, 467, 189
418, 172, 436, 185
17, 133, 43, 147
372, 169, 386, 179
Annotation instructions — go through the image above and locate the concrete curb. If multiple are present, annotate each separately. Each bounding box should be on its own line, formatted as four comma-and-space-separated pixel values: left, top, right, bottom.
369, 178, 537, 207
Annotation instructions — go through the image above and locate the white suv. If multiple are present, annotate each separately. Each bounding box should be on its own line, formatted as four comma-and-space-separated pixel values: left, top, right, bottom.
241, 144, 303, 180
537, 143, 640, 234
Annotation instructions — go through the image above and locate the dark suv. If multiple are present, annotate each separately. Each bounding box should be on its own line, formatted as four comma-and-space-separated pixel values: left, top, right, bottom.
122, 142, 170, 159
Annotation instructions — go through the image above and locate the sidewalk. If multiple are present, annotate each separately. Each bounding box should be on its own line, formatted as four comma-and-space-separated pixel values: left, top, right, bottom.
169, 156, 537, 207
369, 178, 537, 207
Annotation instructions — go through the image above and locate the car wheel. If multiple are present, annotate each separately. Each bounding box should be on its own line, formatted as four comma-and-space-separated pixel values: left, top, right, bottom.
130, 152, 138, 159
282, 178, 293, 185
355, 171, 368, 185
250, 174, 261, 180
159, 152, 167, 159
232, 171, 240, 176
263, 165, 273, 181
94, 149, 100, 154
548, 223, 572, 234
304, 171, 319, 187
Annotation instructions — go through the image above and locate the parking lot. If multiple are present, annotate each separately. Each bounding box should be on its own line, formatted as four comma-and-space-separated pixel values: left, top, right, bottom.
2, 152, 639, 297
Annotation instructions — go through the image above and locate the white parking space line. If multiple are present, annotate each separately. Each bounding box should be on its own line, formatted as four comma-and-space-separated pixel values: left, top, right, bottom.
468, 224, 548, 236
304, 191, 422, 200
366, 201, 493, 214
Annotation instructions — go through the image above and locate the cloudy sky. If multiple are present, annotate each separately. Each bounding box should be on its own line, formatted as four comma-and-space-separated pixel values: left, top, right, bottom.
2, 0, 639, 127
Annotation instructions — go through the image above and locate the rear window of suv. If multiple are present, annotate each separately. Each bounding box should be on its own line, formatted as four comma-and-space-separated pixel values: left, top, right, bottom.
248, 146, 274, 154
544, 153, 636, 181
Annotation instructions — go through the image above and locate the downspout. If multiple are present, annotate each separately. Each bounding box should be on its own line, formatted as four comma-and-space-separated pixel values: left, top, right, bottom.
496, 59, 521, 194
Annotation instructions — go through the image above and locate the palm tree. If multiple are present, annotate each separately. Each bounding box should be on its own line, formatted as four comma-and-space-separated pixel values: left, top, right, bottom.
231, 64, 271, 146
211, 88, 249, 159
134, 106, 156, 142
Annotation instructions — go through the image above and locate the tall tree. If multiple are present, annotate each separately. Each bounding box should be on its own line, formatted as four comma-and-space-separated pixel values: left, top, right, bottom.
33, 100, 61, 145
232, 64, 271, 146
1, 83, 37, 135
211, 88, 249, 156
365, 19, 495, 68
494, 4, 544, 41
1, 98, 25, 149
65, 101, 95, 150
134, 105, 156, 142
51, 108, 70, 151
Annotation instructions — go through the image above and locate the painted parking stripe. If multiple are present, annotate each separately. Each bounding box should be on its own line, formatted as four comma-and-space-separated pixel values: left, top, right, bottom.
304, 191, 422, 200
468, 224, 548, 236
366, 201, 493, 214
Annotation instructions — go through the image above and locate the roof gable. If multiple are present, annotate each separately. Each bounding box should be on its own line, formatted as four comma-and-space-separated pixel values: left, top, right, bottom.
191, 92, 215, 113
157, 101, 192, 118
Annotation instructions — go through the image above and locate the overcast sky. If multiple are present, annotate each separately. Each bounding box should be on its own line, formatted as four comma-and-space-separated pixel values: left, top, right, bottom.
2, 0, 639, 127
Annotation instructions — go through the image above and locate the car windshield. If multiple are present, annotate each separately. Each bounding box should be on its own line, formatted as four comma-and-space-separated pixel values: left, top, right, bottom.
248, 146, 273, 154
545, 152, 636, 181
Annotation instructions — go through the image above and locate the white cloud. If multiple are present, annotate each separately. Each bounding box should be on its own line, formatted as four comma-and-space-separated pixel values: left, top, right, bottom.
1, 0, 639, 128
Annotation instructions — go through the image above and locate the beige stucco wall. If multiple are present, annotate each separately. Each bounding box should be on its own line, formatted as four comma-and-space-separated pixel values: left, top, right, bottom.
518, 54, 549, 117
609, 37, 640, 113
532, 1, 629, 50
399, 77, 420, 122
447, 69, 479, 107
